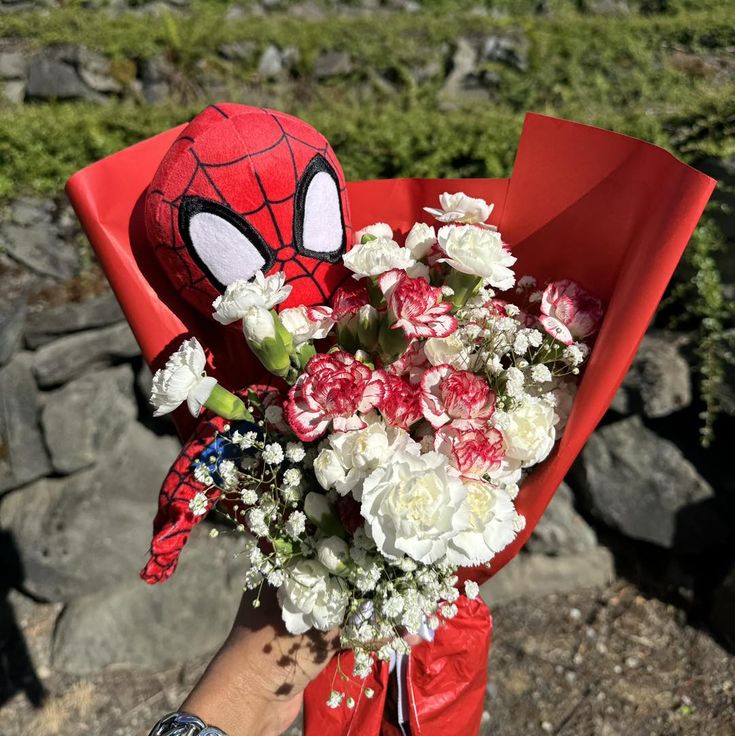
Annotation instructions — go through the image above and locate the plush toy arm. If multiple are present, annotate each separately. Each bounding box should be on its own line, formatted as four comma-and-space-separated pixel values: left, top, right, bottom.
140, 412, 228, 584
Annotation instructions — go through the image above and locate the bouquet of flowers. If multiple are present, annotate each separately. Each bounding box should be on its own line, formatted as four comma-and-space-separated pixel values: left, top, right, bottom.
149, 191, 603, 706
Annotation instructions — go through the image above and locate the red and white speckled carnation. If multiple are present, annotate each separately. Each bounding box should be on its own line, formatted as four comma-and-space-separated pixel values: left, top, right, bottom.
539, 279, 603, 346
286, 351, 386, 441
434, 425, 505, 479
379, 373, 423, 430
420, 364, 496, 428
331, 282, 370, 323
378, 269, 457, 339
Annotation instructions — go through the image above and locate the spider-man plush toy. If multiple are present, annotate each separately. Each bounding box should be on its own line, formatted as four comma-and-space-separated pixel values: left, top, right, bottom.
141, 103, 491, 735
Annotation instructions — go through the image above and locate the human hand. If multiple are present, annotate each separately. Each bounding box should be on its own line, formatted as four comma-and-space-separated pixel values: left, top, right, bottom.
181, 588, 340, 736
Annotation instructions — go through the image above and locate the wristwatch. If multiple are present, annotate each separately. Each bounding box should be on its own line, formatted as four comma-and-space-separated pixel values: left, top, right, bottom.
148, 712, 229, 736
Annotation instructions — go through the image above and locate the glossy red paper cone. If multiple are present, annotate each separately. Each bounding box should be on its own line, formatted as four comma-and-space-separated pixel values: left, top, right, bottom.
67, 113, 715, 736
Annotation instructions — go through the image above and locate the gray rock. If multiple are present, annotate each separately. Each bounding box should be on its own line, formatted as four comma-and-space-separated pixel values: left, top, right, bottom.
24, 292, 124, 349
0, 198, 79, 281
0, 422, 179, 601
257, 45, 299, 79
614, 332, 691, 418
0, 352, 52, 494
42, 364, 137, 475
32, 322, 140, 388
52, 526, 241, 674
572, 415, 717, 551
218, 40, 258, 62
314, 51, 353, 79
139, 55, 171, 103
438, 38, 489, 108
2, 79, 25, 103
481, 547, 615, 607
0, 296, 27, 365
258, 44, 285, 79
26, 47, 93, 100
0, 50, 26, 80
526, 482, 598, 556
480, 32, 528, 72
76, 47, 122, 93
11, 196, 54, 226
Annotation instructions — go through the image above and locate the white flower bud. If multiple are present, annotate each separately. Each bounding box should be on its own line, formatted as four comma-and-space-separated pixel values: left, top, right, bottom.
304, 491, 332, 526
355, 222, 393, 243
316, 536, 350, 574
242, 305, 277, 344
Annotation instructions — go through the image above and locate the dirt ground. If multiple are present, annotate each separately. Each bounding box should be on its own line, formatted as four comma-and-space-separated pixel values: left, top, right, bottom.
2, 580, 734, 736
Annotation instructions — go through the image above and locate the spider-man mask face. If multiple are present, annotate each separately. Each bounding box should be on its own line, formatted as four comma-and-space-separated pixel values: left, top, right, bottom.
145, 104, 353, 317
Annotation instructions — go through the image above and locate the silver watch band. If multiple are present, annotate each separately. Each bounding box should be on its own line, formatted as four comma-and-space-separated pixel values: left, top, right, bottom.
148, 712, 229, 736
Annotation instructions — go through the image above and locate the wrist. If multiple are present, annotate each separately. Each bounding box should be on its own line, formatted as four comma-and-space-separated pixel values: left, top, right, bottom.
182, 626, 300, 736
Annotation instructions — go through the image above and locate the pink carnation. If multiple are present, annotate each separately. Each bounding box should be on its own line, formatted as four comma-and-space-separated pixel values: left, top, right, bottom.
539, 279, 603, 346
286, 351, 386, 442
378, 269, 457, 339
420, 364, 496, 428
379, 373, 423, 430
434, 425, 505, 478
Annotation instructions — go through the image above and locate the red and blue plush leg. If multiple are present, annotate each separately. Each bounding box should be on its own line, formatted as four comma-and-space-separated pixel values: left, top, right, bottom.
140, 412, 228, 583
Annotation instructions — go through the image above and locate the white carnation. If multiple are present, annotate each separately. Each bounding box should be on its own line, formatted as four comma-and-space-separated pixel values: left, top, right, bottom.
342, 236, 415, 278
423, 333, 469, 370
447, 479, 518, 565
502, 395, 558, 467
550, 378, 577, 433
424, 192, 494, 226
212, 272, 291, 324
324, 418, 419, 499
280, 305, 334, 345
360, 449, 468, 564
278, 559, 349, 634
313, 448, 347, 490
404, 222, 437, 260
436, 225, 516, 287
150, 338, 217, 417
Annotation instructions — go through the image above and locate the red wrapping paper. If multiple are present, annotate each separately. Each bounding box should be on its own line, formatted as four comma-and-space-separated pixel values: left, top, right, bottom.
67, 113, 715, 735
